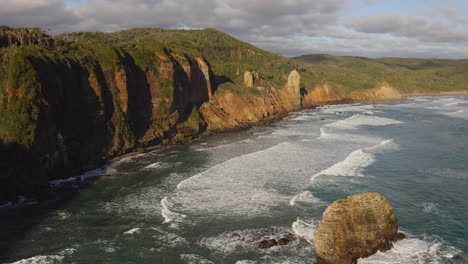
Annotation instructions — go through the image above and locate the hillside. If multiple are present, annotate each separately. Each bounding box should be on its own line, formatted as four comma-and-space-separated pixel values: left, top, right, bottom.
0, 26, 464, 202
294, 54, 468, 94
0, 27, 304, 202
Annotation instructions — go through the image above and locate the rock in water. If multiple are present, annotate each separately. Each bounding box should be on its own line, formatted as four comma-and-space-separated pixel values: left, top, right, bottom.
314, 192, 405, 264
258, 239, 277, 249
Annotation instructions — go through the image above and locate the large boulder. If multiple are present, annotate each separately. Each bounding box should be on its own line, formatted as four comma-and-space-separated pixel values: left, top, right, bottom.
314, 192, 405, 264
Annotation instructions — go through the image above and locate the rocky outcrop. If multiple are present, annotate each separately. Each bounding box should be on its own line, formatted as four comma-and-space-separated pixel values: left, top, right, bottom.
350, 83, 402, 101
193, 56, 213, 101
314, 192, 405, 264
301, 82, 402, 107
302, 83, 345, 105
243, 70, 259, 88
286, 70, 301, 95
200, 86, 298, 131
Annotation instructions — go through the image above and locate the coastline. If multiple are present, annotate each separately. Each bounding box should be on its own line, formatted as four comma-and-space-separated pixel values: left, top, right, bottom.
99, 92, 468, 178
3, 92, 467, 205
402, 91, 468, 97
2, 92, 467, 264
45, 97, 383, 189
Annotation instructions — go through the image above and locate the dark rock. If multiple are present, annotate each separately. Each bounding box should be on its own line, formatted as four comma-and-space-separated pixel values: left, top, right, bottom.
277, 238, 289, 246
286, 234, 296, 242
393, 232, 406, 242
258, 239, 277, 249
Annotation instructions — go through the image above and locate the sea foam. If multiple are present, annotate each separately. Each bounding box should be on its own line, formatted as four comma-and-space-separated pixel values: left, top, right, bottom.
9, 255, 64, 264
161, 196, 187, 227
291, 218, 320, 242
180, 254, 215, 264
311, 139, 398, 179
289, 191, 324, 206
317, 114, 402, 142
360, 236, 462, 264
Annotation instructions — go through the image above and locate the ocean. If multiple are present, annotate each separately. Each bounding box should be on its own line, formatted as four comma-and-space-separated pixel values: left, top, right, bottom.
1, 96, 467, 264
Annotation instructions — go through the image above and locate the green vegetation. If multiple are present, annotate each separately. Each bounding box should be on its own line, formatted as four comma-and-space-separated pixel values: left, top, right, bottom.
55, 28, 297, 89
216, 82, 263, 97
294, 54, 468, 94
0, 50, 40, 148
1, 26, 467, 152
0, 26, 52, 48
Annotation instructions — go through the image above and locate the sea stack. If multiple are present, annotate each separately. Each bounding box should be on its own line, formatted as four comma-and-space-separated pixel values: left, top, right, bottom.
314, 192, 405, 264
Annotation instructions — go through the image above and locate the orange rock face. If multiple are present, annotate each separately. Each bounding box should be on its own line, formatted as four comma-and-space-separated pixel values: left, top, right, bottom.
0, 49, 404, 203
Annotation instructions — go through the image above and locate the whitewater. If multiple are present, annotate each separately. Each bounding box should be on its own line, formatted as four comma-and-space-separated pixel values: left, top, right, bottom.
1, 96, 467, 263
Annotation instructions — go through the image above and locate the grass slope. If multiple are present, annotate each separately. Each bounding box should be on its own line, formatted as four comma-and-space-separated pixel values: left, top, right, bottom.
294, 54, 468, 94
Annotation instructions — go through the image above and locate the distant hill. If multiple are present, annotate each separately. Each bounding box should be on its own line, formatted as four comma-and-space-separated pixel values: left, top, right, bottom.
294, 54, 468, 94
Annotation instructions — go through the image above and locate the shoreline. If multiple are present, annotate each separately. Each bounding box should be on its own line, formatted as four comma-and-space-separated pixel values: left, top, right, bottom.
93, 92, 468, 174
3, 92, 467, 205
402, 91, 468, 97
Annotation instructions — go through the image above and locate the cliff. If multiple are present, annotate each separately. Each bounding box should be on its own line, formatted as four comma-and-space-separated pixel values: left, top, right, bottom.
0, 27, 453, 202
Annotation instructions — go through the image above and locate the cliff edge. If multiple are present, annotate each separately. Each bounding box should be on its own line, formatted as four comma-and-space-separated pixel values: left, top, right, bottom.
0, 27, 416, 202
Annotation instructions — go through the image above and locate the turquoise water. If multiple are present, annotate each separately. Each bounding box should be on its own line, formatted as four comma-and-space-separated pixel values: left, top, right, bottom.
1, 96, 467, 263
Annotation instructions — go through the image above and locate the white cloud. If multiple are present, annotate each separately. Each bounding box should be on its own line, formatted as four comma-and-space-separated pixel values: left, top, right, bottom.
347, 13, 468, 43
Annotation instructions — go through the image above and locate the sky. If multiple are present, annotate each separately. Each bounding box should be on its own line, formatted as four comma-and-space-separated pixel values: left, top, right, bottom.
1, 0, 468, 58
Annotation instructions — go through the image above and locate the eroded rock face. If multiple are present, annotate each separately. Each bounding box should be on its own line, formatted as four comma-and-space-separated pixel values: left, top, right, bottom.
286, 70, 301, 95
314, 192, 405, 264
243, 70, 259, 87
194, 56, 213, 100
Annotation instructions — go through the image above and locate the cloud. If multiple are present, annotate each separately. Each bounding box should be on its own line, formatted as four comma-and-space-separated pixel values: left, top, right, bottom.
0, 0, 79, 30
65, 0, 347, 35
348, 13, 468, 43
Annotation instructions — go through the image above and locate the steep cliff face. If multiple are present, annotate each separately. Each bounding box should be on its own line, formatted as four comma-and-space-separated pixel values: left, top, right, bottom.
302, 82, 401, 106
0, 45, 212, 202
0, 28, 407, 202
349, 82, 402, 101
200, 85, 298, 131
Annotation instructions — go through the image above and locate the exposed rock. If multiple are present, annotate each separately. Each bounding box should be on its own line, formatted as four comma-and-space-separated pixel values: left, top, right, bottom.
314, 192, 405, 264
231, 233, 242, 238
258, 239, 277, 249
194, 56, 213, 100
244, 71, 254, 87
277, 238, 289, 246
243, 70, 259, 87
286, 70, 301, 95
302, 83, 344, 105
0, 27, 408, 203
349, 83, 402, 101
256, 233, 299, 249
286, 234, 297, 242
